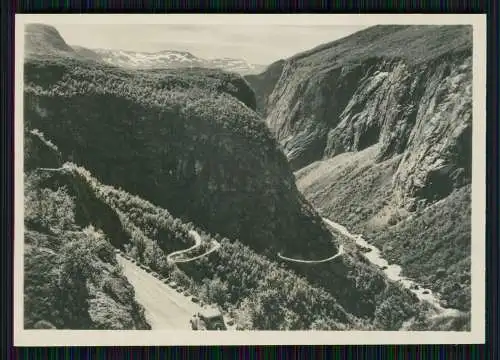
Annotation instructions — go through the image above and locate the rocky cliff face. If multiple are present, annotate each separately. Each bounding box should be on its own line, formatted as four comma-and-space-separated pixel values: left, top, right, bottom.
323, 53, 472, 210
249, 25, 473, 312
253, 25, 472, 210
244, 59, 285, 115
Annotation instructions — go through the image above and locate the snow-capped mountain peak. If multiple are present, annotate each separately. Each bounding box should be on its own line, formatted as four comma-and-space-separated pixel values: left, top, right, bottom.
79, 47, 266, 75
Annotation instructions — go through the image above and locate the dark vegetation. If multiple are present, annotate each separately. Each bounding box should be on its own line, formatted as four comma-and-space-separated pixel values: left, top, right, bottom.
24, 168, 150, 330
25, 127, 427, 330
178, 239, 363, 330
22, 128, 363, 330
371, 185, 471, 311
68, 158, 427, 331
403, 310, 471, 331
38, 161, 364, 331
24, 55, 334, 258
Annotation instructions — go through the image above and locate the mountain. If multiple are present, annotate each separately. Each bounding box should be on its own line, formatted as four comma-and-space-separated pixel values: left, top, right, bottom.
246, 25, 473, 311
23, 24, 337, 260
78, 48, 267, 75
26, 24, 266, 75
25, 23, 76, 57
247, 25, 472, 177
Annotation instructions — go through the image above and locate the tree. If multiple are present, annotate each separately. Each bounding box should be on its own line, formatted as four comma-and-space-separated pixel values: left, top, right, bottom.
24, 183, 76, 234
235, 288, 294, 330
24, 247, 62, 328
56, 233, 96, 329
201, 276, 230, 307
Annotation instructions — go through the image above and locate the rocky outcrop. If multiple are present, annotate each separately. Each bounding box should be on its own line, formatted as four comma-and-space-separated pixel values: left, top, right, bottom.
255, 25, 472, 209
244, 59, 285, 115
324, 53, 472, 209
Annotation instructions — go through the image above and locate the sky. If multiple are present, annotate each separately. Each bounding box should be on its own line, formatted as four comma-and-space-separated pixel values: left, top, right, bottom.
50, 24, 367, 65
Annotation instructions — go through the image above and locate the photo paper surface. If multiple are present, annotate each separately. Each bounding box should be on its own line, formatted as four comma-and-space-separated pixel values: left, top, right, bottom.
14, 13, 486, 346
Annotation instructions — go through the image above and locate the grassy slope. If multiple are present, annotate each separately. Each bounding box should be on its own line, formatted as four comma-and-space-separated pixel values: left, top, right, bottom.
296, 148, 471, 312
296, 144, 399, 233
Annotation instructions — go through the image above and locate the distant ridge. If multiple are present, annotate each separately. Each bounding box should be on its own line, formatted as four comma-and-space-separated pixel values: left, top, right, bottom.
25, 23, 76, 56
24, 22, 266, 75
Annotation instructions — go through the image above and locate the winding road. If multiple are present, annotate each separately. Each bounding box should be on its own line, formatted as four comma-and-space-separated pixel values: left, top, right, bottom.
276, 215, 461, 317
278, 244, 344, 263
116, 229, 228, 330
166, 230, 221, 264
277, 219, 345, 264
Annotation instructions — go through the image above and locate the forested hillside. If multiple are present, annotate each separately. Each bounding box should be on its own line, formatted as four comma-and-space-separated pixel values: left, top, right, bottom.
24, 131, 151, 329
24, 53, 334, 259
25, 127, 436, 330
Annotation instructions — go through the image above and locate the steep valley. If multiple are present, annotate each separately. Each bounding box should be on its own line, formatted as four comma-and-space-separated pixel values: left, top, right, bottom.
22, 23, 473, 331
247, 25, 473, 314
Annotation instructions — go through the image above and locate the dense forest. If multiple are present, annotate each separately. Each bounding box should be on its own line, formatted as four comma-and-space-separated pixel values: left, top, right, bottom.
60, 154, 438, 330
370, 185, 472, 311
24, 55, 335, 260
24, 170, 151, 330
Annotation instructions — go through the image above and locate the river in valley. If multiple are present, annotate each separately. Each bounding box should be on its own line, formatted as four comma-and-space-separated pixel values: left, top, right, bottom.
322, 218, 461, 317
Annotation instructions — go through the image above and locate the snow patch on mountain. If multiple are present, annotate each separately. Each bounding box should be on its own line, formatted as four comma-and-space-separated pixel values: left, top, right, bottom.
86, 48, 266, 75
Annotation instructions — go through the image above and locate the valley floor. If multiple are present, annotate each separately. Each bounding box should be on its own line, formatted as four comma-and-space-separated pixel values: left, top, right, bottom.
322, 218, 462, 318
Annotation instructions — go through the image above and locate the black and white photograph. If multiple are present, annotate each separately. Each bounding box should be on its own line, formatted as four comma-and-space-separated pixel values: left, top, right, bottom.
14, 14, 486, 345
